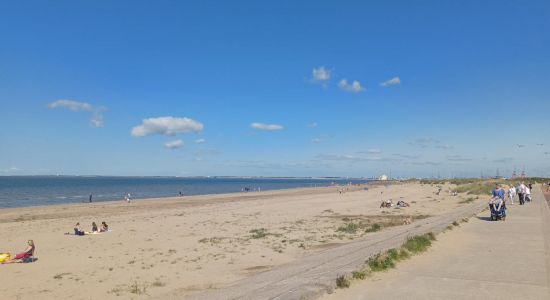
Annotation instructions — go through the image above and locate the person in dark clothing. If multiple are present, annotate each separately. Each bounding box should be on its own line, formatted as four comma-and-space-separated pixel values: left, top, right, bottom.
89, 194, 93, 203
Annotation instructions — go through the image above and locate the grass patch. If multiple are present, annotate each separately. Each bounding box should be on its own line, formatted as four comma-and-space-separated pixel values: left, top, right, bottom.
452, 221, 459, 226
403, 233, 435, 254
365, 223, 381, 233
352, 270, 366, 280
53, 272, 71, 279
337, 223, 359, 234
367, 253, 395, 272
249, 228, 268, 239
128, 281, 147, 295
336, 274, 350, 288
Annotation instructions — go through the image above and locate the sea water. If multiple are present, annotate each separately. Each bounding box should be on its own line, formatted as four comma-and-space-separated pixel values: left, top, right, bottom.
0, 176, 369, 208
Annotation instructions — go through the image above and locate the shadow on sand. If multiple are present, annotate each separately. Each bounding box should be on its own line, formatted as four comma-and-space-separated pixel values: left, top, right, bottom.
476, 216, 493, 222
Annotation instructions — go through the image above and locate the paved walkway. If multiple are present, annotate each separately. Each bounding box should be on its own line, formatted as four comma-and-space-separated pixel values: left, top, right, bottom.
323, 186, 550, 300
162, 198, 488, 300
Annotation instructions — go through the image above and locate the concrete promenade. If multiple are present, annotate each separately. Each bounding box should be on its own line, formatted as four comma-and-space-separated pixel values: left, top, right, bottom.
323, 186, 550, 300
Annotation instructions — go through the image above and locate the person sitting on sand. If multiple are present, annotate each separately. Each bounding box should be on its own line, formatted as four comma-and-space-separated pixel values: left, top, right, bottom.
91, 222, 98, 233
380, 199, 392, 208
7, 240, 35, 263
74, 222, 85, 236
99, 221, 109, 232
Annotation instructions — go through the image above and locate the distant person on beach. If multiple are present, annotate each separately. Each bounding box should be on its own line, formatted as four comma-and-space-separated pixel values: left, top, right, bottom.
91, 222, 98, 233
74, 223, 85, 236
99, 221, 108, 232
125, 193, 131, 203
89, 194, 93, 203
7, 240, 35, 263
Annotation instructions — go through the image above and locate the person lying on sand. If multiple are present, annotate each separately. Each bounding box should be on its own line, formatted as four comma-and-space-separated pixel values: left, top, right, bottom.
396, 200, 410, 207
3, 240, 35, 263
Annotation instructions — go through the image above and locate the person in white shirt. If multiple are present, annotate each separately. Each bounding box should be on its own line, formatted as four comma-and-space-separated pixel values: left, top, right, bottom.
508, 186, 516, 205
525, 185, 532, 202
518, 182, 526, 205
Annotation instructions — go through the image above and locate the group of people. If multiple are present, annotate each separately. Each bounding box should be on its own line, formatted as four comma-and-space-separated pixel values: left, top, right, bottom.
489, 182, 535, 221
506, 182, 533, 205
380, 198, 410, 208
72, 221, 109, 236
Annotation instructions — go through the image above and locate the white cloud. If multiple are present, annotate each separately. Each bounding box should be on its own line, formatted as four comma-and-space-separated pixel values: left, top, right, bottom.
366, 149, 381, 154
165, 139, 184, 150
312, 66, 330, 82
195, 138, 206, 144
250, 122, 284, 131
338, 79, 364, 93
308, 122, 318, 128
48, 99, 106, 127
131, 116, 204, 137
380, 77, 401, 87
311, 137, 323, 144
48, 99, 93, 112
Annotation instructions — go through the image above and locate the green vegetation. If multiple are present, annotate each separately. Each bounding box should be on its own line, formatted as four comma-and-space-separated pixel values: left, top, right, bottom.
352, 270, 366, 280
336, 274, 350, 288
129, 281, 147, 295
452, 221, 459, 226
403, 233, 435, 254
365, 223, 381, 233
367, 253, 396, 272
249, 228, 268, 239
337, 223, 359, 234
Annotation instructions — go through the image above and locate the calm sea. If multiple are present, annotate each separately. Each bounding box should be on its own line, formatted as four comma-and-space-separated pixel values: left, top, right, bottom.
0, 176, 370, 209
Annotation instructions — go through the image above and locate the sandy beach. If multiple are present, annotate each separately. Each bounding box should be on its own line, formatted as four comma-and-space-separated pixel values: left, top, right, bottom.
1, 182, 483, 299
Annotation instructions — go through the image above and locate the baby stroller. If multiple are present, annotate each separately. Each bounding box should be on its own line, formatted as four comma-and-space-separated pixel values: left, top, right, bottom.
490, 201, 506, 221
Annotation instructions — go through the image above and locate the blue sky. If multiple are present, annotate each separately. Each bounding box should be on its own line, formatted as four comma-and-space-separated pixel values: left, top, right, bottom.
1, 0, 549, 178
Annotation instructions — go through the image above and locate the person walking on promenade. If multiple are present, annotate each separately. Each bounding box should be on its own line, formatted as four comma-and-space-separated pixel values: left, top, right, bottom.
518, 182, 526, 205
525, 184, 532, 203
508, 185, 516, 205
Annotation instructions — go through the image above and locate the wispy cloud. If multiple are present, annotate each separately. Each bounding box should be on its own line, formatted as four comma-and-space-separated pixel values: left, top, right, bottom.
308, 122, 318, 128
250, 122, 283, 131
366, 149, 382, 154
48, 99, 106, 127
338, 79, 364, 93
195, 138, 206, 144
410, 161, 441, 166
393, 153, 422, 159
409, 138, 440, 148
164, 139, 184, 150
446, 155, 472, 162
380, 77, 401, 87
1, 166, 21, 173
435, 144, 453, 150
312, 66, 331, 82
131, 116, 204, 137
493, 157, 514, 163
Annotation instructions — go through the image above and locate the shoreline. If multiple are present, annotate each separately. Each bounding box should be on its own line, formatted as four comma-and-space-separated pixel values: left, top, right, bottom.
0, 184, 372, 223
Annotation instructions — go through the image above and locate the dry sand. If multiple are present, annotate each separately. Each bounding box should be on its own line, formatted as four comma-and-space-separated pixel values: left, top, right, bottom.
0, 182, 476, 299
